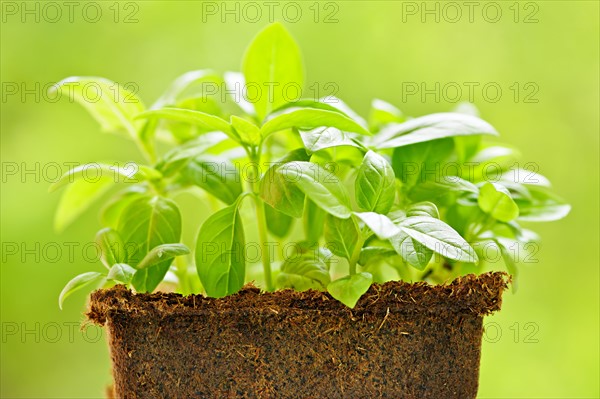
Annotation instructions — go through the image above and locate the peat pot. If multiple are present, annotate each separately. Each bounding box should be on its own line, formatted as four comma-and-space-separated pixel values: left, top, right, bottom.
88, 272, 508, 399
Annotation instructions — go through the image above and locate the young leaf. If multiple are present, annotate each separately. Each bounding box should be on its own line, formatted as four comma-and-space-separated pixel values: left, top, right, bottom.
391, 138, 454, 188
242, 22, 304, 120
51, 77, 144, 135
231, 115, 261, 146
324, 214, 360, 260
135, 107, 235, 139
259, 149, 310, 218
271, 99, 350, 117
260, 108, 371, 138
299, 127, 361, 154
277, 252, 331, 291
100, 188, 149, 228
355, 151, 396, 214
54, 177, 114, 232
265, 204, 294, 238
493, 238, 519, 292
95, 227, 126, 268
408, 176, 479, 202
137, 243, 190, 270
223, 71, 255, 115
359, 246, 397, 267
388, 230, 433, 270
282, 161, 352, 219
478, 182, 520, 222
304, 199, 326, 244
195, 203, 245, 297
49, 162, 145, 193
107, 263, 136, 284
152, 69, 224, 109
406, 202, 440, 218
399, 216, 477, 263
58, 272, 104, 310
354, 212, 401, 240
368, 99, 404, 131
515, 185, 571, 222
156, 132, 231, 176
327, 272, 373, 308
374, 112, 498, 149
181, 156, 243, 205
118, 196, 182, 292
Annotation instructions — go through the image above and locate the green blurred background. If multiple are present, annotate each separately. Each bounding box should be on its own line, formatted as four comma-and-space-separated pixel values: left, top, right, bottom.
1, 1, 598, 397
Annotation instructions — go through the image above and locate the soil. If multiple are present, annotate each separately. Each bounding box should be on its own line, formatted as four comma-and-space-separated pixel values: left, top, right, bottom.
88, 272, 508, 399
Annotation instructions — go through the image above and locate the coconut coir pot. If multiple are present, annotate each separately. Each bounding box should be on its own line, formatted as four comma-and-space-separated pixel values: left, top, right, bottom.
88, 272, 508, 399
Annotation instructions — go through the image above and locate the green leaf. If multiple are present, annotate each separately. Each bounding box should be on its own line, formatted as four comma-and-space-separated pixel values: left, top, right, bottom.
515, 185, 570, 222
265, 204, 294, 238
368, 99, 404, 131
374, 112, 498, 149
324, 214, 360, 260
100, 188, 149, 228
500, 168, 551, 187
137, 243, 190, 270
354, 212, 401, 240
54, 177, 114, 232
391, 235, 433, 270
259, 149, 310, 218
304, 199, 326, 244
107, 263, 136, 284
118, 196, 182, 292
493, 239, 518, 292
388, 230, 433, 270
152, 70, 224, 109
406, 202, 440, 218
282, 161, 352, 219
359, 246, 397, 267
181, 156, 243, 205
399, 216, 477, 263
49, 162, 146, 193
355, 151, 396, 214
156, 132, 231, 176
478, 182, 520, 222
391, 138, 454, 188
51, 77, 144, 135
277, 251, 331, 291
409, 176, 479, 202
223, 71, 255, 115
272, 99, 350, 116
299, 127, 361, 154
231, 115, 261, 146
327, 272, 373, 308
95, 228, 126, 268
261, 108, 371, 138
58, 272, 104, 310
195, 203, 245, 297
242, 22, 304, 120
135, 107, 235, 139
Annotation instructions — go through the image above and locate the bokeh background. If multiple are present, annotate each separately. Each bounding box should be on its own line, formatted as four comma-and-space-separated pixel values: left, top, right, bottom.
1, 1, 598, 398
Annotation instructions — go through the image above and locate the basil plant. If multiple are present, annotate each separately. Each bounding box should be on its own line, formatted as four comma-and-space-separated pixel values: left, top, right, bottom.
54, 23, 569, 308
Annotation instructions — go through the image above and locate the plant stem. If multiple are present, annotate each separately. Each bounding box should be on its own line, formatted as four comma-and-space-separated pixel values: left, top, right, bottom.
247, 145, 274, 291
254, 197, 274, 291
348, 219, 364, 275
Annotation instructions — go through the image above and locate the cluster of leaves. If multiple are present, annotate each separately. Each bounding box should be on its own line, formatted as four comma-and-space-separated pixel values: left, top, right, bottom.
55, 23, 569, 309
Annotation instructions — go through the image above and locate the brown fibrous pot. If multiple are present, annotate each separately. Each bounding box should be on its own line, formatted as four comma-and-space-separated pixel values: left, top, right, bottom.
88, 272, 509, 399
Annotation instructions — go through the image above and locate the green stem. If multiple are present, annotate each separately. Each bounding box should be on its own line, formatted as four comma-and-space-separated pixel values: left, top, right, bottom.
247, 145, 273, 291
348, 218, 364, 275
254, 197, 274, 291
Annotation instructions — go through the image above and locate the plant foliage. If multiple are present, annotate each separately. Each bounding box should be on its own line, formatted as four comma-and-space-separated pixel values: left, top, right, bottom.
54, 23, 569, 308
